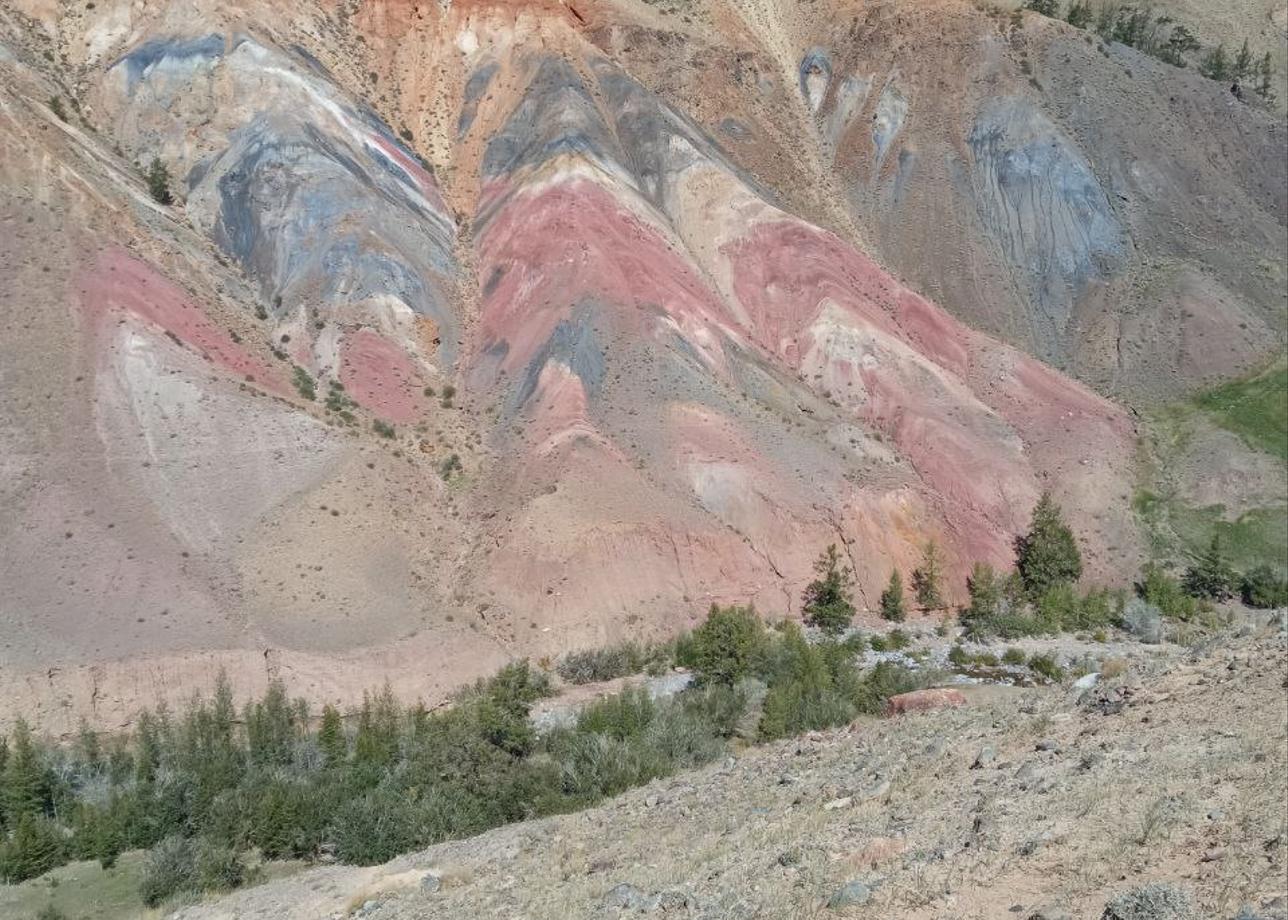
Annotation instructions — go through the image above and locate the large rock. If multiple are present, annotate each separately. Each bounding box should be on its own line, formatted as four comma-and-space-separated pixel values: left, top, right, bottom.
885, 688, 967, 716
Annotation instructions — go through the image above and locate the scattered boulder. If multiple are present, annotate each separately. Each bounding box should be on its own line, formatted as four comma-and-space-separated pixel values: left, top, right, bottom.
1073, 672, 1099, 690
600, 882, 695, 913
885, 688, 967, 716
972, 746, 997, 769
603, 883, 655, 911
420, 872, 441, 893
827, 880, 872, 909
1028, 909, 1074, 920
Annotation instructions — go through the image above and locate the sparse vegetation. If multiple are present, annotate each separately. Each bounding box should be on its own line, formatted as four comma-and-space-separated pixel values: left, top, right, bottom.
555, 641, 663, 684
325, 380, 358, 425
1026, 652, 1065, 682
1027, 1, 1277, 99
48, 97, 67, 122
1194, 363, 1288, 463
373, 419, 396, 439
438, 452, 462, 479
291, 365, 316, 401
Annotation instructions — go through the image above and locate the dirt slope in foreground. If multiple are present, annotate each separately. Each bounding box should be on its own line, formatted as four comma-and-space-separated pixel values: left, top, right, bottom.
173, 629, 1288, 920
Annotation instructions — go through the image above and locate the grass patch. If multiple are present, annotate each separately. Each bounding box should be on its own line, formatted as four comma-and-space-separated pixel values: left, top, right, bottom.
0, 853, 147, 920
1193, 362, 1287, 462
1135, 360, 1288, 572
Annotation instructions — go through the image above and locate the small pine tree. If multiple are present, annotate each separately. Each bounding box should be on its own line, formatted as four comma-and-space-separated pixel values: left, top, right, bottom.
317, 705, 346, 767
911, 540, 945, 610
879, 569, 907, 622
2, 719, 48, 825
961, 562, 1002, 632
1014, 492, 1082, 598
1233, 39, 1253, 80
802, 544, 856, 636
246, 680, 297, 767
1199, 43, 1230, 81
146, 157, 173, 205
1158, 24, 1199, 67
1255, 52, 1275, 100
0, 814, 64, 883
1023, 0, 1059, 17
1183, 534, 1237, 600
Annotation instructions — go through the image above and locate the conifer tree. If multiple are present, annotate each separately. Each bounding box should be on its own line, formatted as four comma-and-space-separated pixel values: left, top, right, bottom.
146, 156, 173, 205
880, 569, 907, 622
1200, 43, 1230, 81
1183, 534, 1237, 600
1233, 39, 1253, 80
911, 540, 945, 610
802, 544, 856, 636
1256, 51, 1276, 100
318, 705, 346, 768
3, 719, 47, 825
1014, 492, 1082, 598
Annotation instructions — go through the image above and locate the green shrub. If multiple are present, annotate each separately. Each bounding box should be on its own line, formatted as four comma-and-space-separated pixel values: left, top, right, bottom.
1139, 563, 1201, 620
576, 687, 655, 740
690, 605, 765, 686
330, 787, 418, 866
1002, 647, 1026, 665
1241, 566, 1288, 608
758, 630, 862, 740
139, 836, 196, 907
886, 629, 911, 650
556, 642, 647, 684
867, 634, 888, 652
291, 366, 316, 401
852, 661, 923, 714
841, 633, 867, 654
194, 837, 250, 892
679, 683, 748, 739
1027, 653, 1065, 683
439, 453, 462, 479
373, 419, 396, 439
1035, 582, 1080, 632
1183, 535, 1238, 600
948, 645, 999, 669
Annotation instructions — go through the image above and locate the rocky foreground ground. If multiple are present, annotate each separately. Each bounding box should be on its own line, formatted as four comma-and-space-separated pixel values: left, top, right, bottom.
171, 627, 1288, 920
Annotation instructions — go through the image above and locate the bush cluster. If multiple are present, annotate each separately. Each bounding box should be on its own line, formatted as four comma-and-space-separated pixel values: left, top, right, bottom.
555, 640, 672, 684
0, 604, 931, 904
